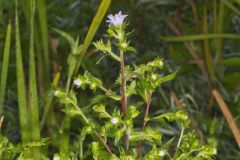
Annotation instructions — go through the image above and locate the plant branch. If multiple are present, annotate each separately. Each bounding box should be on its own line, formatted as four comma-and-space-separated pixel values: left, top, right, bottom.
212, 89, 240, 149
120, 51, 127, 116
137, 93, 152, 159
95, 132, 113, 155
120, 50, 129, 150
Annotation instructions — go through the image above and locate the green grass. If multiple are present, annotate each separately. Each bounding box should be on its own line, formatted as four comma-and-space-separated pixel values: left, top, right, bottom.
15, 0, 31, 148
28, 0, 41, 158
0, 21, 11, 115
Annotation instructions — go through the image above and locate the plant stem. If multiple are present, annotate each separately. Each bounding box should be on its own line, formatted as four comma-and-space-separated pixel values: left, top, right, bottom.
108, 50, 121, 62
40, 72, 60, 130
177, 126, 184, 148
95, 132, 113, 155
120, 50, 129, 150
120, 51, 127, 116
173, 125, 185, 159
60, 76, 72, 153
142, 94, 152, 130
137, 93, 152, 159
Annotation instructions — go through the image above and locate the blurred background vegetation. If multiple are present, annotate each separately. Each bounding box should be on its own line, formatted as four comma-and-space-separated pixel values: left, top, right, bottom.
0, 0, 240, 159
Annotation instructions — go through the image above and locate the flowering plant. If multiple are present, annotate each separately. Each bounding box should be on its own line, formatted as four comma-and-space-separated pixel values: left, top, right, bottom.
53, 11, 216, 160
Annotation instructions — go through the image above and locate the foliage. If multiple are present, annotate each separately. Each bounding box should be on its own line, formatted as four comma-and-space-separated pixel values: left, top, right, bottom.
0, 0, 239, 159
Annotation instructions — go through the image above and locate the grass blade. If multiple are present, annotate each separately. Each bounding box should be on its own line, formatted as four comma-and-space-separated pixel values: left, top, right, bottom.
15, 0, 31, 145
216, 1, 225, 77
36, 0, 49, 83
160, 33, 240, 42
212, 89, 240, 149
221, 0, 240, 16
40, 72, 60, 130
203, 1, 215, 86
74, 0, 112, 74
0, 21, 11, 114
29, 0, 41, 158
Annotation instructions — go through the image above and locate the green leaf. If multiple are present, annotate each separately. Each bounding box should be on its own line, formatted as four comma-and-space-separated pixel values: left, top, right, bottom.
28, 0, 41, 158
221, 0, 240, 16
15, 0, 30, 145
74, 0, 112, 74
0, 21, 11, 114
161, 33, 240, 42
223, 57, 240, 67
62, 106, 83, 117
155, 71, 177, 86
52, 28, 75, 49
151, 110, 190, 128
126, 81, 136, 97
93, 104, 111, 119
36, 0, 49, 80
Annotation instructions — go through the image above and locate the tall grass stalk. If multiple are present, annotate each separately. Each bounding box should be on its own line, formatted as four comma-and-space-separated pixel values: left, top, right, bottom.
15, 1, 31, 145
29, 0, 41, 158
36, 0, 49, 84
0, 21, 11, 115
203, 1, 215, 86
216, 1, 225, 76
160, 33, 240, 42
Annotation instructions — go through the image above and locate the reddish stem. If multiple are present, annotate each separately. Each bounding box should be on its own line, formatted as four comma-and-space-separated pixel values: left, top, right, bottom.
137, 94, 152, 159
96, 132, 113, 155
120, 52, 129, 149
120, 52, 127, 116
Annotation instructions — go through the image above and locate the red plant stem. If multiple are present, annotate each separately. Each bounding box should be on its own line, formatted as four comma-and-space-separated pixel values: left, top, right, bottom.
137, 94, 152, 159
120, 52, 127, 116
96, 132, 113, 155
120, 51, 129, 149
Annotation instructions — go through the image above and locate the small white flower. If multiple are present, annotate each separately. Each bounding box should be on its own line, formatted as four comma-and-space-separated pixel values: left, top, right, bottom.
53, 155, 61, 160
106, 11, 127, 26
74, 79, 82, 87
151, 74, 157, 80
159, 150, 165, 157
111, 117, 119, 124
184, 116, 188, 120
54, 91, 59, 96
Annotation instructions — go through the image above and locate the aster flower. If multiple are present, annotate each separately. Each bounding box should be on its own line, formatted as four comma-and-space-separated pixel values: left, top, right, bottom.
106, 11, 127, 26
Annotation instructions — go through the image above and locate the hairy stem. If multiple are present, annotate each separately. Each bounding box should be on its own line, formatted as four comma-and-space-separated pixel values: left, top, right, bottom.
120, 50, 129, 150
96, 132, 113, 155
120, 51, 127, 116
137, 93, 152, 159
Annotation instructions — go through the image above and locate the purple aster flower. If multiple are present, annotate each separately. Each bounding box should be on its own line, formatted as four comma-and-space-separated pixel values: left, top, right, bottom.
106, 11, 128, 26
